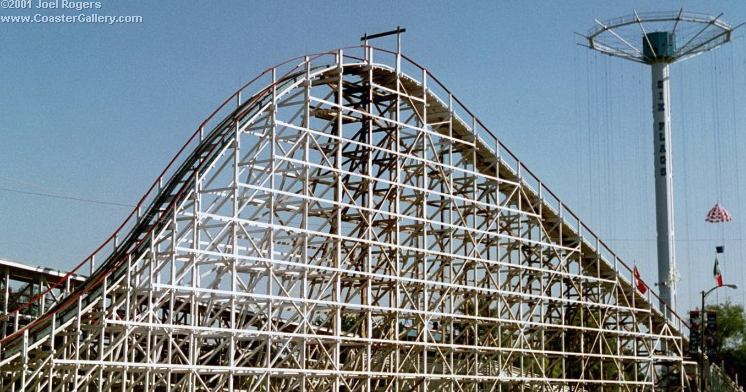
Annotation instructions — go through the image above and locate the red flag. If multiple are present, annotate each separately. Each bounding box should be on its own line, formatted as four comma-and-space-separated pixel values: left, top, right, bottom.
634, 266, 648, 294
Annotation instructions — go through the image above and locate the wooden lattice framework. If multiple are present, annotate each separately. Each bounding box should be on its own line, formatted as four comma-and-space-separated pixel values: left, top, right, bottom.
0, 46, 690, 391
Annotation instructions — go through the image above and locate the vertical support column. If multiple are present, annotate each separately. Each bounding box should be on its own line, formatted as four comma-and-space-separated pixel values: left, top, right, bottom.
266, 66, 277, 391
21, 329, 28, 390
365, 55, 374, 392
97, 275, 106, 390
229, 114, 239, 392
394, 47, 402, 392
334, 49, 344, 392
123, 254, 132, 392
302, 55, 311, 392
2, 267, 8, 340
167, 201, 176, 392
651, 62, 676, 318
421, 68, 429, 392
189, 145, 201, 391
448, 94, 457, 392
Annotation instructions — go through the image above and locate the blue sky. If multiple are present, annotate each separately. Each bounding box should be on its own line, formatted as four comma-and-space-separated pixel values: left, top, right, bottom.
2, 0, 746, 314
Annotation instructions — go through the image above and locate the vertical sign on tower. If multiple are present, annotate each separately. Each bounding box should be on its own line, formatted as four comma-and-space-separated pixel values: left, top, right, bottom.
656, 76, 667, 176
651, 59, 676, 318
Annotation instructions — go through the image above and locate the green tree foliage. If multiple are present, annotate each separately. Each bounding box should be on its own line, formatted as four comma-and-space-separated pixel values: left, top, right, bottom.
708, 301, 746, 384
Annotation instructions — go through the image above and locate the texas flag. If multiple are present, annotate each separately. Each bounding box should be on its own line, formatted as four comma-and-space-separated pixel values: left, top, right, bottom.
714, 257, 724, 287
